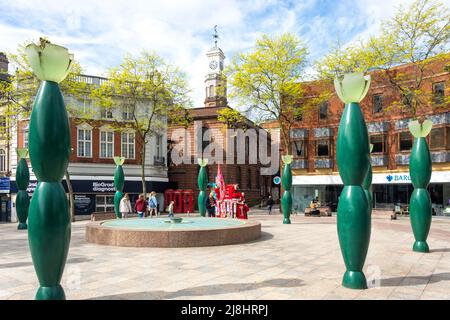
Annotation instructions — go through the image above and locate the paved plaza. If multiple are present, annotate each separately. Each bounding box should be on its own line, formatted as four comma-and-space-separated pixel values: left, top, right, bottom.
1, 213, 450, 300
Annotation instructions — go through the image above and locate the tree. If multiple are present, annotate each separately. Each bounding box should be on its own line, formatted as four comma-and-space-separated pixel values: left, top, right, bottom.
225, 33, 321, 154
0, 42, 88, 222
316, 0, 450, 116
90, 51, 192, 197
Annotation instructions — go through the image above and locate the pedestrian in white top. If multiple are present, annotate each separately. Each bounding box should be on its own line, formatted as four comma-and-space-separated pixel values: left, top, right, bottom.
119, 193, 133, 219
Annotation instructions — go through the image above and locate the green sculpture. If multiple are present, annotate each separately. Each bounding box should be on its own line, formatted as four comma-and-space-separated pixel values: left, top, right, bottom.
15, 148, 30, 230
363, 145, 374, 212
114, 157, 126, 219
25, 39, 73, 300
198, 158, 208, 217
334, 72, 372, 290
408, 120, 433, 253
281, 155, 293, 224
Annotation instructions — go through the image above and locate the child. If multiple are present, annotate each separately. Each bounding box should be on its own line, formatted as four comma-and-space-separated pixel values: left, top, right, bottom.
168, 201, 175, 218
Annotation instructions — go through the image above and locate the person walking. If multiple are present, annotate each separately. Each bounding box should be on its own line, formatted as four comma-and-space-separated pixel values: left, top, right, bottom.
267, 195, 274, 215
167, 201, 175, 218
119, 193, 133, 219
135, 194, 147, 219
148, 192, 158, 217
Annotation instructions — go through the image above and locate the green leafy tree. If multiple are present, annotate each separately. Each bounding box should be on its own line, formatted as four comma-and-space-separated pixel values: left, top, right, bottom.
90, 51, 193, 196
226, 33, 319, 154
317, 0, 450, 116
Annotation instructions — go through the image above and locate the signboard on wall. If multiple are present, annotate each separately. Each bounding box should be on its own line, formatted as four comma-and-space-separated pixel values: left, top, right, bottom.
74, 194, 96, 215
0, 177, 10, 194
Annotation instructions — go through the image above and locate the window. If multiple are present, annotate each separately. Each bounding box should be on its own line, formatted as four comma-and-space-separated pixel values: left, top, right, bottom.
23, 129, 29, 149
77, 128, 92, 158
319, 101, 328, 120
0, 149, 5, 172
433, 82, 445, 105
373, 94, 383, 113
121, 132, 135, 159
122, 105, 133, 121
294, 104, 303, 121
399, 132, 413, 152
100, 130, 114, 158
402, 92, 413, 108
430, 127, 450, 150
370, 135, 387, 154
209, 85, 215, 97
100, 107, 113, 119
95, 195, 115, 212
316, 139, 331, 157
156, 134, 163, 158
202, 127, 210, 152
292, 140, 307, 158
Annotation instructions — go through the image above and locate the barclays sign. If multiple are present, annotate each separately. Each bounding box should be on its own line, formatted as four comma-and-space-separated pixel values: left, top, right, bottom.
386, 174, 411, 183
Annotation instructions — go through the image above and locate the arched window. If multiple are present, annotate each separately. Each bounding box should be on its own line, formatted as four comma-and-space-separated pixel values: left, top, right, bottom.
0, 149, 5, 172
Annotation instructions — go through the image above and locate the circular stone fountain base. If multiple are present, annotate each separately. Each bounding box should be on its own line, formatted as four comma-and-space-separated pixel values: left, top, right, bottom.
85, 217, 261, 248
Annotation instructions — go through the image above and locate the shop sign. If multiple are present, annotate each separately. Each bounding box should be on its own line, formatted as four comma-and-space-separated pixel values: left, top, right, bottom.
0, 177, 10, 194
74, 194, 96, 215
386, 174, 411, 183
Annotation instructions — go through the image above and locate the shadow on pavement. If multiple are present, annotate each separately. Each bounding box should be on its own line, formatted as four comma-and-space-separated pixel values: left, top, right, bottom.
381, 273, 450, 287
90, 278, 304, 300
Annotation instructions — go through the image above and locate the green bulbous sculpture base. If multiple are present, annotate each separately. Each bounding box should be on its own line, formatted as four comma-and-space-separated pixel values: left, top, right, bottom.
410, 188, 431, 253
198, 191, 207, 217
28, 182, 71, 300
35, 285, 66, 300
337, 186, 371, 290
18, 223, 28, 230
282, 191, 292, 224
342, 271, 368, 290
413, 241, 430, 253
114, 191, 124, 219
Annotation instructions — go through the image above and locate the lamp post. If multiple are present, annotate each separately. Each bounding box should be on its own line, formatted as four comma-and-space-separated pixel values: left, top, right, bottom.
25, 38, 73, 300
15, 148, 30, 230
408, 120, 433, 253
198, 158, 208, 217
281, 155, 293, 224
334, 72, 372, 290
114, 157, 126, 219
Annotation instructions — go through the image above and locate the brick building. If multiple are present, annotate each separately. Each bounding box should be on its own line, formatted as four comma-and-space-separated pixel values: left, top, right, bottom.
280, 56, 450, 214
168, 44, 274, 208
7, 74, 171, 222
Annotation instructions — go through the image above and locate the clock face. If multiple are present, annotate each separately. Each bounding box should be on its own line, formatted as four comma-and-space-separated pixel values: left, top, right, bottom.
209, 61, 218, 70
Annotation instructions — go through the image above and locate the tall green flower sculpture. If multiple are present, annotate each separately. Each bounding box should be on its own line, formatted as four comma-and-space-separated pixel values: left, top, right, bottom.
198, 158, 208, 217
15, 148, 30, 230
363, 145, 374, 212
114, 157, 126, 219
25, 39, 73, 300
334, 72, 372, 290
281, 155, 293, 224
408, 120, 433, 253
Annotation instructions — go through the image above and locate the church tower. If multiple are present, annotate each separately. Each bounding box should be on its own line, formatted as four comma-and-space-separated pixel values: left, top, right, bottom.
204, 26, 227, 108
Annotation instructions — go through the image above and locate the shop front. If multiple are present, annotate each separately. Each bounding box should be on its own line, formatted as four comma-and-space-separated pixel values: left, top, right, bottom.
292, 171, 450, 215
9, 177, 176, 221
0, 177, 11, 222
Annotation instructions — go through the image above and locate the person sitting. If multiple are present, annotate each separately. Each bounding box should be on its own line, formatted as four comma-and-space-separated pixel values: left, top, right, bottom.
310, 198, 320, 216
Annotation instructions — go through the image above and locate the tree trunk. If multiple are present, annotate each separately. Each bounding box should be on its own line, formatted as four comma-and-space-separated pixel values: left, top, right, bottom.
141, 142, 147, 197
65, 170, 75, 223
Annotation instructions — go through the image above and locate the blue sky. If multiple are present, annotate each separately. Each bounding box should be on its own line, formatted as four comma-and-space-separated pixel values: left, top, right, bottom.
1, 0, 448, 107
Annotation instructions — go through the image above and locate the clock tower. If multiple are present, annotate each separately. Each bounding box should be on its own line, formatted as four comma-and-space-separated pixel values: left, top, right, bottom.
204, 27, 227, 108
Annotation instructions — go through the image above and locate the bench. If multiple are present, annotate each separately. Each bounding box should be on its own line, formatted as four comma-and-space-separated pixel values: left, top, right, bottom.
305, 206, 332, 217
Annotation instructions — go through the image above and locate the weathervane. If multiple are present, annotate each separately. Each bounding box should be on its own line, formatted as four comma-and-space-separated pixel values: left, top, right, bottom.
213, 25, 219, 47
